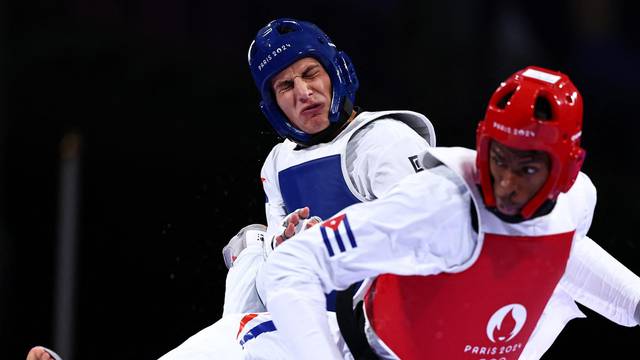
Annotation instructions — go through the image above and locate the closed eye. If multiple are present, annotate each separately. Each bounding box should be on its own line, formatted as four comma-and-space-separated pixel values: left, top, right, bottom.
275, 80, 293, 93
301, 67, 320, 79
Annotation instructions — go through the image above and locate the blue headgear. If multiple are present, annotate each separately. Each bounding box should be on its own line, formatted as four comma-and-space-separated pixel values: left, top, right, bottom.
248, 18, 359, 145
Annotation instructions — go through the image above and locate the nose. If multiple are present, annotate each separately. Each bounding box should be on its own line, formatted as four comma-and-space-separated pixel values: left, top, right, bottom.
293, 77, 312, 102
494, 170, 517, 199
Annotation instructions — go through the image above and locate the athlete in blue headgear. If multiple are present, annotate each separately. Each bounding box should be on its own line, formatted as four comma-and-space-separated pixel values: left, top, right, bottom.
222, 18, 436, 314
247, 18, 360, 146
27, 18, 435, 360
156, 18, 434, 359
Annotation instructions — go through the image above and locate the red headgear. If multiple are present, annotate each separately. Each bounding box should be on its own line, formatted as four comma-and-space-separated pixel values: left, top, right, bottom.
476, 66, 586, 219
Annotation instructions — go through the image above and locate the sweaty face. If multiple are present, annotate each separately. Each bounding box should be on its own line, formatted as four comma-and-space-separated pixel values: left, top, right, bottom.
489, 141, 551, 216
271, 57, 332, 135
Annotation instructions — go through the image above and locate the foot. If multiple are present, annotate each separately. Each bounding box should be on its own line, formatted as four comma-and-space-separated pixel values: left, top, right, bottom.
26, 346, 63, 360
222, 224, 267, 269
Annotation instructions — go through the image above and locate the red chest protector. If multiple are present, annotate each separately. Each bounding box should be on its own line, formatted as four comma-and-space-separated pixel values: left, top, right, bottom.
364, 230, 574, 360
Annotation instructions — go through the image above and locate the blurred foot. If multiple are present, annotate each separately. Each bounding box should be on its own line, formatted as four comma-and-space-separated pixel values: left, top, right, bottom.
26, 346, 63, 360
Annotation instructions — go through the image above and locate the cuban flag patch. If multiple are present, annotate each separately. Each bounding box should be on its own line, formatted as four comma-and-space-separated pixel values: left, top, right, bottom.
320, 214, 357, 257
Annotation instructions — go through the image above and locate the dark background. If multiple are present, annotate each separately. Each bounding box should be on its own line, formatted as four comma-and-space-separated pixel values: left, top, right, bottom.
2, 0, 639, 359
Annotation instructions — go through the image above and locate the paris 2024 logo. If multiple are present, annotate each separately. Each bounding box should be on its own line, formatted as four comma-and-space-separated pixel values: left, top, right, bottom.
463, 303, 527, 359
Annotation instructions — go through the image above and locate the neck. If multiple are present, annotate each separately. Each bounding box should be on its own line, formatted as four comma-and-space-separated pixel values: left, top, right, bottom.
327, 110, 358, 139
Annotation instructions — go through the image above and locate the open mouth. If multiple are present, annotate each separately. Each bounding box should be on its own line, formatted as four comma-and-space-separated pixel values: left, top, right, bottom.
497, 201, 520, 215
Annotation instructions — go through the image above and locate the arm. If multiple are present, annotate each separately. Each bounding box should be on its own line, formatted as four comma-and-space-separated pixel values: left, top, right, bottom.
347, 118, 431, 200
559, 172, 640, 326
560, 236, 640, 326
260, 145, 288, 242
259, 170, 476, 359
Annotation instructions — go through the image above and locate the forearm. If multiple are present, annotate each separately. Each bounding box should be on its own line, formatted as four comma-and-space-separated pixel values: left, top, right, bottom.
261, 241, 344, 359
261, 149, 288, 241
561, 236, 640, 326
264, 202, 286, 241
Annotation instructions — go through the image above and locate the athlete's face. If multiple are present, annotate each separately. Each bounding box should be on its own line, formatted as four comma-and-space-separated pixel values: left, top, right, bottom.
271, 57, 332, 135
489, 141, 551, 216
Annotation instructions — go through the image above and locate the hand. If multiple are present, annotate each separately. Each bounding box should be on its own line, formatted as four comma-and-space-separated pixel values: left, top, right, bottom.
274, 207, 322, 246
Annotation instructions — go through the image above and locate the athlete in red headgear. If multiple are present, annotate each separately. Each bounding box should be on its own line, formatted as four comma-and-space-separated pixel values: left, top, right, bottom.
476, 66, 585, 220
253, 66, 640, 360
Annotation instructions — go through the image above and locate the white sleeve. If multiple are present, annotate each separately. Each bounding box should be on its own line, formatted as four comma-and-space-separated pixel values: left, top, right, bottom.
259, 168, 477, 359
560, 173, 640, 326
560, 236, 640, 326
260, 144, 288, 241
347, 118, 430, 200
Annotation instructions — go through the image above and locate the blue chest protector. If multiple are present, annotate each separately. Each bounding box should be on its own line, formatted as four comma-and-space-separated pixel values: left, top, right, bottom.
279, 154, 360, 219
278, 154, 361, 310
